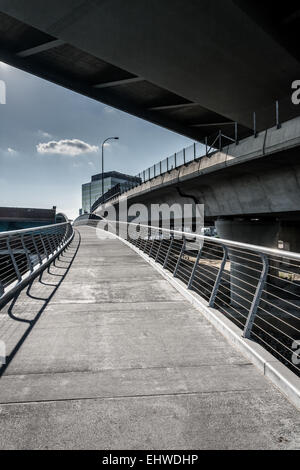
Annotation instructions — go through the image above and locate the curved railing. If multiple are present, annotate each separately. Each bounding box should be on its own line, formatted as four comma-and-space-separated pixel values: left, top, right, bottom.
99, 220, 300, 377
0, 222, 74, 304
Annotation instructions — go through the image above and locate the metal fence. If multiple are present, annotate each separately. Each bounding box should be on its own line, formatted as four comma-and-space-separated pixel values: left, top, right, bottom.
111, 100, 283, 200
0, 222, 74, 303
110, 131, 238, 198
105, 221, 300, 377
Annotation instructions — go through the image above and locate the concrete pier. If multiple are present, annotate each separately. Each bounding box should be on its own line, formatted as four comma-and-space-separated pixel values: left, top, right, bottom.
0, 226, 299, 449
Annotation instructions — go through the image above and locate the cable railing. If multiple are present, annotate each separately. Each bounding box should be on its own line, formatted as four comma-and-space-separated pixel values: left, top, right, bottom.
101, 221, 300, 377
0, 222, 74, 304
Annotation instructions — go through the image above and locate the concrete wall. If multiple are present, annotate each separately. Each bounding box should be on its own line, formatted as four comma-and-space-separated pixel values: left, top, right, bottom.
98, 117, 300, 221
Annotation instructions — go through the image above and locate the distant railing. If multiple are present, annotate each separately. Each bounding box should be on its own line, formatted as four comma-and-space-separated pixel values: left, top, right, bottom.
102, 220, 300, 377
134, 130, 236, 188
91, 180, 143, 211
0, 222, 74, 304
109, 100, 283, 200
91, 100, 287, 208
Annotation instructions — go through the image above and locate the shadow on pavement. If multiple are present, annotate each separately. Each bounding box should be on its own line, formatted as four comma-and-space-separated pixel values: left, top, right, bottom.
0, 230, 80, 377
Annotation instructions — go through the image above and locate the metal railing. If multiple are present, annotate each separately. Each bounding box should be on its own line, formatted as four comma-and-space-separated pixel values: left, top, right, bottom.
91, 180, 142, 212
99, 100, 283, 202
0, 222, 74, 304
133, 131, 236, 188
104, 221, 300, 377
132, 100, 283, 189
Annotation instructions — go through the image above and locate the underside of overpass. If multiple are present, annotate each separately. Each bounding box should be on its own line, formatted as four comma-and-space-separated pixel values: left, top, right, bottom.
0, 0, 300, 141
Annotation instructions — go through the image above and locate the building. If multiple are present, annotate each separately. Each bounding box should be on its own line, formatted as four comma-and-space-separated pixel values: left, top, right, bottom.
81, 171, 141, 214
0, 206, 57, 232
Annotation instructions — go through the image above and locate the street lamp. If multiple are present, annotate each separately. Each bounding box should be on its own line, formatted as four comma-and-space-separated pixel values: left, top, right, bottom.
101, 136, 119, 201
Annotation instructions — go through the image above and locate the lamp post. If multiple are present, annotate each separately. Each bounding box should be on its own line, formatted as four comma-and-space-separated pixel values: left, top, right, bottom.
101, 136, 119, 202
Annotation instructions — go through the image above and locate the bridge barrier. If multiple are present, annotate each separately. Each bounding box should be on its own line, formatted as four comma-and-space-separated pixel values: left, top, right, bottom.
103, 221, 300, 377
0, 222, 74, 305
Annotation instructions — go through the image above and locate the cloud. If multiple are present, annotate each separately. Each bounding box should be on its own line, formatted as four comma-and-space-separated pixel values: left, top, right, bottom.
36, 139, 99, 156
37, 130, 52, 139
7, 147, 17, 155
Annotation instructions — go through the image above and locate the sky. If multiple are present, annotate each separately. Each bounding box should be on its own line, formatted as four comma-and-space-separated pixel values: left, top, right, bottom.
0, 62, 194, 220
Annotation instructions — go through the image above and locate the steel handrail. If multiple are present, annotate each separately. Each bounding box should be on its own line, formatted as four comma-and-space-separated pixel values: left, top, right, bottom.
107, 220, 300, 262
0, 222, 69, 238
0, 221, 74, 304
97, 219, 300, 376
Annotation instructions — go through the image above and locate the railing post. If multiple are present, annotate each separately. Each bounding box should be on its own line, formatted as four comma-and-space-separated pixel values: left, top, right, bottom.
163, 233, 174, 268
253, 111, 257, 137
40, 233, 48, 259
174, 152, 177, 169
60, 228, 66, 247
21, 234, 33, 272
155, 232, 163, 261
53, 233, 60, 251
276, 100, 281, 129
243, 253, 269, 339
235, 122, 239, 145
148, 235, 156, 258
31, 234, 41, 262
218, 130, 222, 151
208, 245, 228, 307
173, 236, 186, 277
188, 242, 203, 289
167, 157, 169, 172
143, 230, 151, 253
7, 237, 21, 282
135, 226, 142, 248
51, 233, 58, 253
46, 233, 54, 255
205, 136, 208, 156
160, 161, 162, 175
183, 148, 186, 165
193, 142, 196, 160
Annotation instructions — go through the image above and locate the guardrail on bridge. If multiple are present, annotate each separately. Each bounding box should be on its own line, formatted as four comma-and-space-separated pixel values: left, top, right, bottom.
0, 222, 74, 305
103, 221, 300, 377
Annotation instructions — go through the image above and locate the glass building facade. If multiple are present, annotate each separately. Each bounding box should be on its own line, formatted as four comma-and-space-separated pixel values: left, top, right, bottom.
81, 171, 140, 214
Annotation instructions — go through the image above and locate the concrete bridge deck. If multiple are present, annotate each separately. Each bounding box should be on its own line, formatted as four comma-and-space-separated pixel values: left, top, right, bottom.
0, 226, 299, 449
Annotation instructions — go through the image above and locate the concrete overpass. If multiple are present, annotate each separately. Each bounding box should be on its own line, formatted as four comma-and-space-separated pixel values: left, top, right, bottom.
0, 0, 300, 141
1, 0, 300, 248
96, 116, 300, 251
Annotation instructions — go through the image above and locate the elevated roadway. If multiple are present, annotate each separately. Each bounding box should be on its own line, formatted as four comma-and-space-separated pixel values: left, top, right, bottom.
97, 116, 300, 251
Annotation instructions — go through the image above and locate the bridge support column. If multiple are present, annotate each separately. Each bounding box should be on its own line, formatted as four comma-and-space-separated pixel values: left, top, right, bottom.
215, 218, 279, 310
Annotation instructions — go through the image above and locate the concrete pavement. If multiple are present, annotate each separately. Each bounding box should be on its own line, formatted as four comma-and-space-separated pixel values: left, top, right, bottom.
0, 226, 299, 449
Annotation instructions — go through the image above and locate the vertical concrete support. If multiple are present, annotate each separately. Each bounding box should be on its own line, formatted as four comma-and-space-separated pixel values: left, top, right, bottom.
215, 218, 279, 310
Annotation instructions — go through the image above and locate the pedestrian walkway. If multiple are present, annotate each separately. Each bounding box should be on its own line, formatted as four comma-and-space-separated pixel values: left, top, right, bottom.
0, 226, 299, 449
